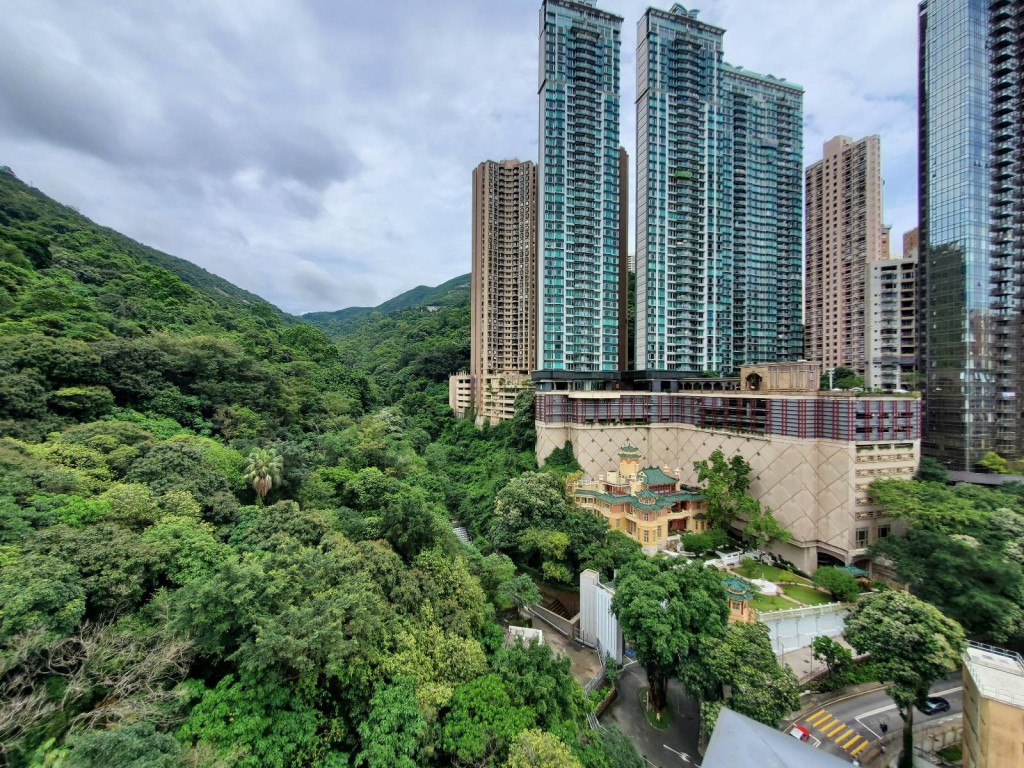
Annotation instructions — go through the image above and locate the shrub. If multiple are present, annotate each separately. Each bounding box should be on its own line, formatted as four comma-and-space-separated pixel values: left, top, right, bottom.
811, 566, 861, 602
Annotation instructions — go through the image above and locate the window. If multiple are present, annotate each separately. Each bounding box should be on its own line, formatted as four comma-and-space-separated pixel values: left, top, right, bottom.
643, 530, 649, 543
877, 524, 891, 539
855, 528, 869, 547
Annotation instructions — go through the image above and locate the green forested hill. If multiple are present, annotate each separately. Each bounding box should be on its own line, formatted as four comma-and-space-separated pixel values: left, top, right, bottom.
303, 272, 470, 337
0, 168, 282, 323
0, 173, 644, 767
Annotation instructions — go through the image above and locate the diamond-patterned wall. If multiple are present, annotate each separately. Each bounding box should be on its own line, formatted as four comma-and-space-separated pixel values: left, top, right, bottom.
538, 422, 916, 571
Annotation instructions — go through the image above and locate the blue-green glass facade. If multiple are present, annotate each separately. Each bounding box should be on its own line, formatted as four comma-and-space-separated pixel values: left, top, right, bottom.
919, 0, 998, 470
636, 5, 803, 374
538, 0, 622, 372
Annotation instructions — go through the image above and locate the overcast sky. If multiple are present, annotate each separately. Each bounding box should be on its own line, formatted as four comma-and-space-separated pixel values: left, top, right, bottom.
0, 1, 918, 315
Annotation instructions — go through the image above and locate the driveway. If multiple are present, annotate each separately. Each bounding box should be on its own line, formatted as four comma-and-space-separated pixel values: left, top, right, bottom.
600, 660, 701, 767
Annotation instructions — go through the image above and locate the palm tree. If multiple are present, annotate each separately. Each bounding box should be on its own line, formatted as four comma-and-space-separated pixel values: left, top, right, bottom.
244, 447, 283, 503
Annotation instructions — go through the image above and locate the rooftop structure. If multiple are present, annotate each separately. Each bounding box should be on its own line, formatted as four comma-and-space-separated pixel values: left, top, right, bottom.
703, 707, 853, 768
963, 641, 1024, 767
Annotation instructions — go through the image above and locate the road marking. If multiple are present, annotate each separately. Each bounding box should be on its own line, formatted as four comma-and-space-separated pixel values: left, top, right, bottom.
826, 721, 846, 737
835, 728, 854, 744
808, 708, 826, 721
851, 741, 869, 758
808, 711, 831, 726
855, 685, 964, 737
815, 716, 836, 730
842, 734, 862, 751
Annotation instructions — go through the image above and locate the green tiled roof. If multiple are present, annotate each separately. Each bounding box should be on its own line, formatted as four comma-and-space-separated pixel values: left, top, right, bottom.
638, 466, 677, 486
722, 575, 754, 601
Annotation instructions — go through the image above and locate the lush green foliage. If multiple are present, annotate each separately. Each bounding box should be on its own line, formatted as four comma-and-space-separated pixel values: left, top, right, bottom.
0, 175, 641, 768
811, 635, 855, 689
811, 567, 861, 602
610, 559, 729, 712
702, 622, 799, 733
820, 366, 863, 390
844, 591, 965, 768
869, 477, 1024, 641
693, 449, 754, 531
693, 449, 789, 549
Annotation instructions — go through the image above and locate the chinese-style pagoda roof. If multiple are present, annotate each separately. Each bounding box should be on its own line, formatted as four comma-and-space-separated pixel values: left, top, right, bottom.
638, 466, 677, 486
617, 443, 641, 458
722, 575, 755, 601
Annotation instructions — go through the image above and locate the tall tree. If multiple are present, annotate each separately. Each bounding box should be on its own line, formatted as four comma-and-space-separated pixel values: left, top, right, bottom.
703, 622, 799, 732
356, 678, 426, 768
243, 447, 283, 502
610, 559, 729, 712
844, 591, 965, 768
693, 449, 754, 531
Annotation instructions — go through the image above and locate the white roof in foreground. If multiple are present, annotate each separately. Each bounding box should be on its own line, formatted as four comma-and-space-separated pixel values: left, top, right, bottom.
965, 642, 1024, 709
703, 708, 853, 768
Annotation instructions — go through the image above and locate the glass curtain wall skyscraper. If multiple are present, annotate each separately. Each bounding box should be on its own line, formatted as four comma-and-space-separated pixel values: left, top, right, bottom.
538, 0, 623, 372
635, 4, 803, 374
919, 0, 1023, 469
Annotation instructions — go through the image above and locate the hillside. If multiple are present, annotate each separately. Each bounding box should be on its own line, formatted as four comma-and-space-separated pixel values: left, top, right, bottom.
0, 172, 650, 767
303, 272, 470, 337
0, 168, 282, 321
0, 170, 376, 439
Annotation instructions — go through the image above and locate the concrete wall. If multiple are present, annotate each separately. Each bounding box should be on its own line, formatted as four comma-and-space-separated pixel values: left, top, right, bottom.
580, 570, 623, 663
759, 603, 849, 655
538, 421, 916, 571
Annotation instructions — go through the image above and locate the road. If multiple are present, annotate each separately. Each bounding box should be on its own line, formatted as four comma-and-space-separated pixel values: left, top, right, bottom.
601, 660, 701, 767
788, 674, 963, 764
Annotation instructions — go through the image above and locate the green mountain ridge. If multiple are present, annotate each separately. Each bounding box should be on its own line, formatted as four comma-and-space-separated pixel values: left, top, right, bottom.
0, 167, 285, 320
303, 272, 470, 337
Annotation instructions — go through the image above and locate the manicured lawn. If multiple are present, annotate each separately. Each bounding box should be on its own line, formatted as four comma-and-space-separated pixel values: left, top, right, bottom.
781, 583, 833, 606
750, 594, 795, 612
735, 560, 812, 586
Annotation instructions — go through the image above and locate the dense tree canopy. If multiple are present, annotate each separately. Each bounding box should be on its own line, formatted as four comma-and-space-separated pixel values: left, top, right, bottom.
610, 558, 729, 712
0, 172, 641, 767
869, 476, 1024, 641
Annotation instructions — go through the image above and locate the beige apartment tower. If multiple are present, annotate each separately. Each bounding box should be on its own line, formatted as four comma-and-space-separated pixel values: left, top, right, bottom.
865, 228, 918, 390
962, 642, 1024, 768
805, 135, 885, 375
450, 159, 537, 424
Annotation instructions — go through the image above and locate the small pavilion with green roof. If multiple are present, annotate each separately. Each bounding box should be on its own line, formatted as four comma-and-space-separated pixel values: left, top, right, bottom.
722, 575, 755, 623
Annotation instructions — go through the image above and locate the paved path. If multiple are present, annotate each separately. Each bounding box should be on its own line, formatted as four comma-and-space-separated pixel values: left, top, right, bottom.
600, 660, 701, 767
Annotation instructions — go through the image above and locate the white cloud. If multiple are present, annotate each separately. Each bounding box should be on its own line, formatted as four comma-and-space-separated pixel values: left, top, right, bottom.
0, 0, 919, 314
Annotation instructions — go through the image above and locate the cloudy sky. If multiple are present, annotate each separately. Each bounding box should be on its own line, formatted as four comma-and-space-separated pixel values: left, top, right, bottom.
0, 1, 918, 315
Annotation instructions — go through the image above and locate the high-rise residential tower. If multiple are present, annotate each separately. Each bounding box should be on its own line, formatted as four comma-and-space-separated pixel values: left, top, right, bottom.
449, 160, 537, 424
919, 0, 1024, 470
865, 229, 918, 391
538, 0, 624, 373
635, 4, 803, 374
805, 135, 885, 376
